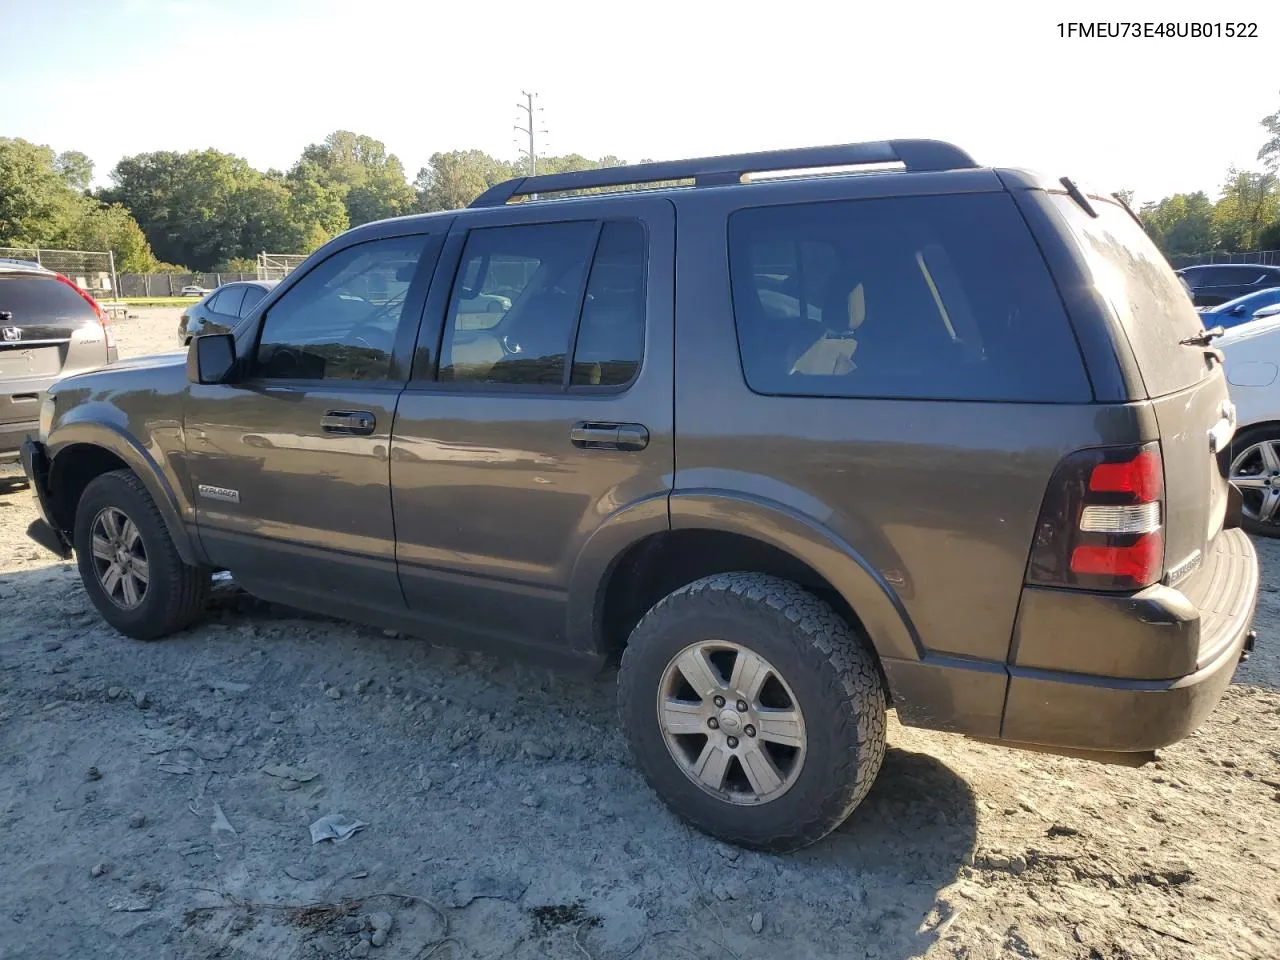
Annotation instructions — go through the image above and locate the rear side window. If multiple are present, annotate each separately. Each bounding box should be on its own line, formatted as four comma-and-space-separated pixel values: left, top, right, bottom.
209, 286, 246, 316
728, 193, 1090, 402
0, 275, 97, 326
438, 219, 646, 388
1051, 195, 1207, 398
239, 286, 268, 316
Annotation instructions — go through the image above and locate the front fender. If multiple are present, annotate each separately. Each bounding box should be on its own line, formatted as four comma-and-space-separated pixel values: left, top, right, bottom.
669, 490, 922, 663
47, 415, 202, 567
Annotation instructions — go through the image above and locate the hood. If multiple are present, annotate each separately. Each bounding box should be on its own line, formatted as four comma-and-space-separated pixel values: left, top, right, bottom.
49, 350, 187, 403
1219, 315, 1280, 349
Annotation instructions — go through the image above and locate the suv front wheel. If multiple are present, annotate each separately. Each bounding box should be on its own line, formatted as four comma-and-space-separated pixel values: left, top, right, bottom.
74, 469, 210, 640
618, 573, 886, 852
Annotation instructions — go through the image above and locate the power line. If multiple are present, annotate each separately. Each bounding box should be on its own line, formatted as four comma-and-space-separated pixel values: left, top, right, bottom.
514, 91, 548, 176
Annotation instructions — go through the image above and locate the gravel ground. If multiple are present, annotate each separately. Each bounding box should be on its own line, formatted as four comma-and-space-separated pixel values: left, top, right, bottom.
1, 308, 1278, 960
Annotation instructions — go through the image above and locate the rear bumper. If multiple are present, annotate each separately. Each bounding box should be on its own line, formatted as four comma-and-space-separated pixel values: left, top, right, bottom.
1, 380, 51, 458
887, 527, 1258, 756
0, 418, 38, 460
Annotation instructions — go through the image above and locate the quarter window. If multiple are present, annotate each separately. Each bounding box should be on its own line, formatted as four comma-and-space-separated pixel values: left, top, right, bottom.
728, 193, 1091, 402
210, 286, 246, 316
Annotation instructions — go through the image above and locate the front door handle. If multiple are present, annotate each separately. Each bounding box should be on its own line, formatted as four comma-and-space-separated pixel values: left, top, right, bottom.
570, 421, 649, 451
321, 410, 376, 435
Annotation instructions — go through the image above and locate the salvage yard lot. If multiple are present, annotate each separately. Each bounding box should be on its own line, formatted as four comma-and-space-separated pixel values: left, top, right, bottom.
1, 308, 1279, 960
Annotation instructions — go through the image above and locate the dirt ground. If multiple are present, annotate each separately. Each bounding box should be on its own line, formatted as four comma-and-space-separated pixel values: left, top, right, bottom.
1, 308, 1278, 960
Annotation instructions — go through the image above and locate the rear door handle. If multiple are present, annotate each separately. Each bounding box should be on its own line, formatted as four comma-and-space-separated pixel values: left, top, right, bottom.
321, 410, 376, 435
570, 421, 649, 451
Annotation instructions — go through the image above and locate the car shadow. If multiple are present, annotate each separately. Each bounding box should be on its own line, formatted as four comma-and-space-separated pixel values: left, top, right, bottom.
0, 474, 30, 496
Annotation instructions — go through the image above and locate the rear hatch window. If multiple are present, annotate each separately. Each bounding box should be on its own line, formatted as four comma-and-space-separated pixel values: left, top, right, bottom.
0, 273, 98, 330
1050, 195, 1207, 398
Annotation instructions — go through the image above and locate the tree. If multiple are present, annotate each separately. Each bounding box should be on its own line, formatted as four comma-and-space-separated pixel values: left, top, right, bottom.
0, 137, 83, 245
295, 131, 415, 226
413, 150, 519, 212
1212, 168, 1280, 252
1260, 90, 1280, 172
66, 203, 158, 273
0, 137, 158, 271
55, 150, 94, 192
1139, 192, 1217, 256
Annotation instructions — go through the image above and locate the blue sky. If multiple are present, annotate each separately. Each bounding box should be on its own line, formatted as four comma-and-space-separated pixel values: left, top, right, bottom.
1, 0, 1277, 205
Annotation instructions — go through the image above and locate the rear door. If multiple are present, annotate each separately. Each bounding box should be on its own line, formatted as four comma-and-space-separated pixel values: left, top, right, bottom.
390, 197, 674, 654
1051, 195, 1231, 583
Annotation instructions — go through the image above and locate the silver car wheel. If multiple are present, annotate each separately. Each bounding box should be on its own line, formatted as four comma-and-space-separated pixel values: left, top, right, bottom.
1230, 439, 1280, 525
656, 640, 807, 806
90, 506, 149, 609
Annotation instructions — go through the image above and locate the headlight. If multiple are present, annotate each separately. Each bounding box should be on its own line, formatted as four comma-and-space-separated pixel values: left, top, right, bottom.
38, 395, 56, 443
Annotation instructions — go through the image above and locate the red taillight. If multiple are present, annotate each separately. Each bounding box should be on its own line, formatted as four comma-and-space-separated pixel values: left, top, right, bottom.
1088, 449, 1162, 501
1069, 532, 1163, 585
54, 272, 113, 349
1026, 443, 1165, 591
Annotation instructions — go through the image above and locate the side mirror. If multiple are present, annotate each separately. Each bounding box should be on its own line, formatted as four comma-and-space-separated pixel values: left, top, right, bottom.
187, 333, 237, 384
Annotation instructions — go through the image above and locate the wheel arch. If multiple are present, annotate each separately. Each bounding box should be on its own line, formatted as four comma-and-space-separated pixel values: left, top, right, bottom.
47, 424, 201, 566
574, 491, 923, 697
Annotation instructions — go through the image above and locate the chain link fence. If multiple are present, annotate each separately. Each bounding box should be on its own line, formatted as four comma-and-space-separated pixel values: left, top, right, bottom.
0, 246, 119, 300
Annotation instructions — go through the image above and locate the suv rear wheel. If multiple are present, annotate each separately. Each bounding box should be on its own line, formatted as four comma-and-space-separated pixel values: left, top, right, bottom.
74, 469, 209, 640
617, 573, 886, 852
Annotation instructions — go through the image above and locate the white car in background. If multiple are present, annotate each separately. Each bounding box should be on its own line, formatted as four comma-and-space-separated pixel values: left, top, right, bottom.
1221, 314, 1280, 535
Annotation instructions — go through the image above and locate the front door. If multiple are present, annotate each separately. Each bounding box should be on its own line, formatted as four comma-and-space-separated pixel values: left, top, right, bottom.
183, 229, 442, 612
390, 198, 675, 654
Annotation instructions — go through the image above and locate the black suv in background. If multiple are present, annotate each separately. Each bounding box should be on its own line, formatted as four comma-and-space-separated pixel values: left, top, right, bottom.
1, 260, 117, 461
1177, 263, 1280, 307
21, 141, 1258, 851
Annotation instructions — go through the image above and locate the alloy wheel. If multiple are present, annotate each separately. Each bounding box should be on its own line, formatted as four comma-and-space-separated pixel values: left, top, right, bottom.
1230, 439, 1280, 525
89, 506, 149, 609
656, 640, 807, 805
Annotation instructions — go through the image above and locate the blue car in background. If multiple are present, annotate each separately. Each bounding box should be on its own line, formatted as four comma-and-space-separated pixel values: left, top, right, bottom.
1199, 286, 1280, 328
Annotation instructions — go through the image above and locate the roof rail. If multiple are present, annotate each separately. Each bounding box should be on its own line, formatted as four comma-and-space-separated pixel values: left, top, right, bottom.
469, 139, 977, 208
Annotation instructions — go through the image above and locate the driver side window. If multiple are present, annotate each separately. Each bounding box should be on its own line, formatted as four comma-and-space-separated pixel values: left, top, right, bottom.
255, 235, 427, 381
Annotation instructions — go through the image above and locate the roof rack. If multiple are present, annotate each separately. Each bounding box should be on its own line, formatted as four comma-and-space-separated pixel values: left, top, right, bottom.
469, 139, 977, 208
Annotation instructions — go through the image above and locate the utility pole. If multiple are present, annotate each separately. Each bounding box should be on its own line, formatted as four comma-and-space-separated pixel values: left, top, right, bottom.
514, 91, 547, 176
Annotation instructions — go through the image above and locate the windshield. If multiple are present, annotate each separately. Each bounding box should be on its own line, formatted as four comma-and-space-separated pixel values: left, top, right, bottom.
1051, 195, 1208, 397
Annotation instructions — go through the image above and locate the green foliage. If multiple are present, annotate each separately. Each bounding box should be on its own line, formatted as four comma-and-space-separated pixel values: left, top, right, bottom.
0, 137, 159, 271
55, 150, 94, 192
295, 131, 415, 226
413, 150, 520, 212
1260, 90, 1280, 172
1139, 192, 1217, 256
1212, 168, 1279, 252
66, 203, 157, 273
0, 137, 84, 244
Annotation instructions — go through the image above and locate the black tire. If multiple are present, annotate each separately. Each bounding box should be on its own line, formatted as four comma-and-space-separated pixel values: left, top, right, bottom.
1230, 424, 1280, 538
73, 469, 209, 640
617, 573, 886, 852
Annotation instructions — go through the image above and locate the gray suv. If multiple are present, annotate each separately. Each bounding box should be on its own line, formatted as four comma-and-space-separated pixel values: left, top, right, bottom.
20, 140, 1259, 851
1, 261, 117, 461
